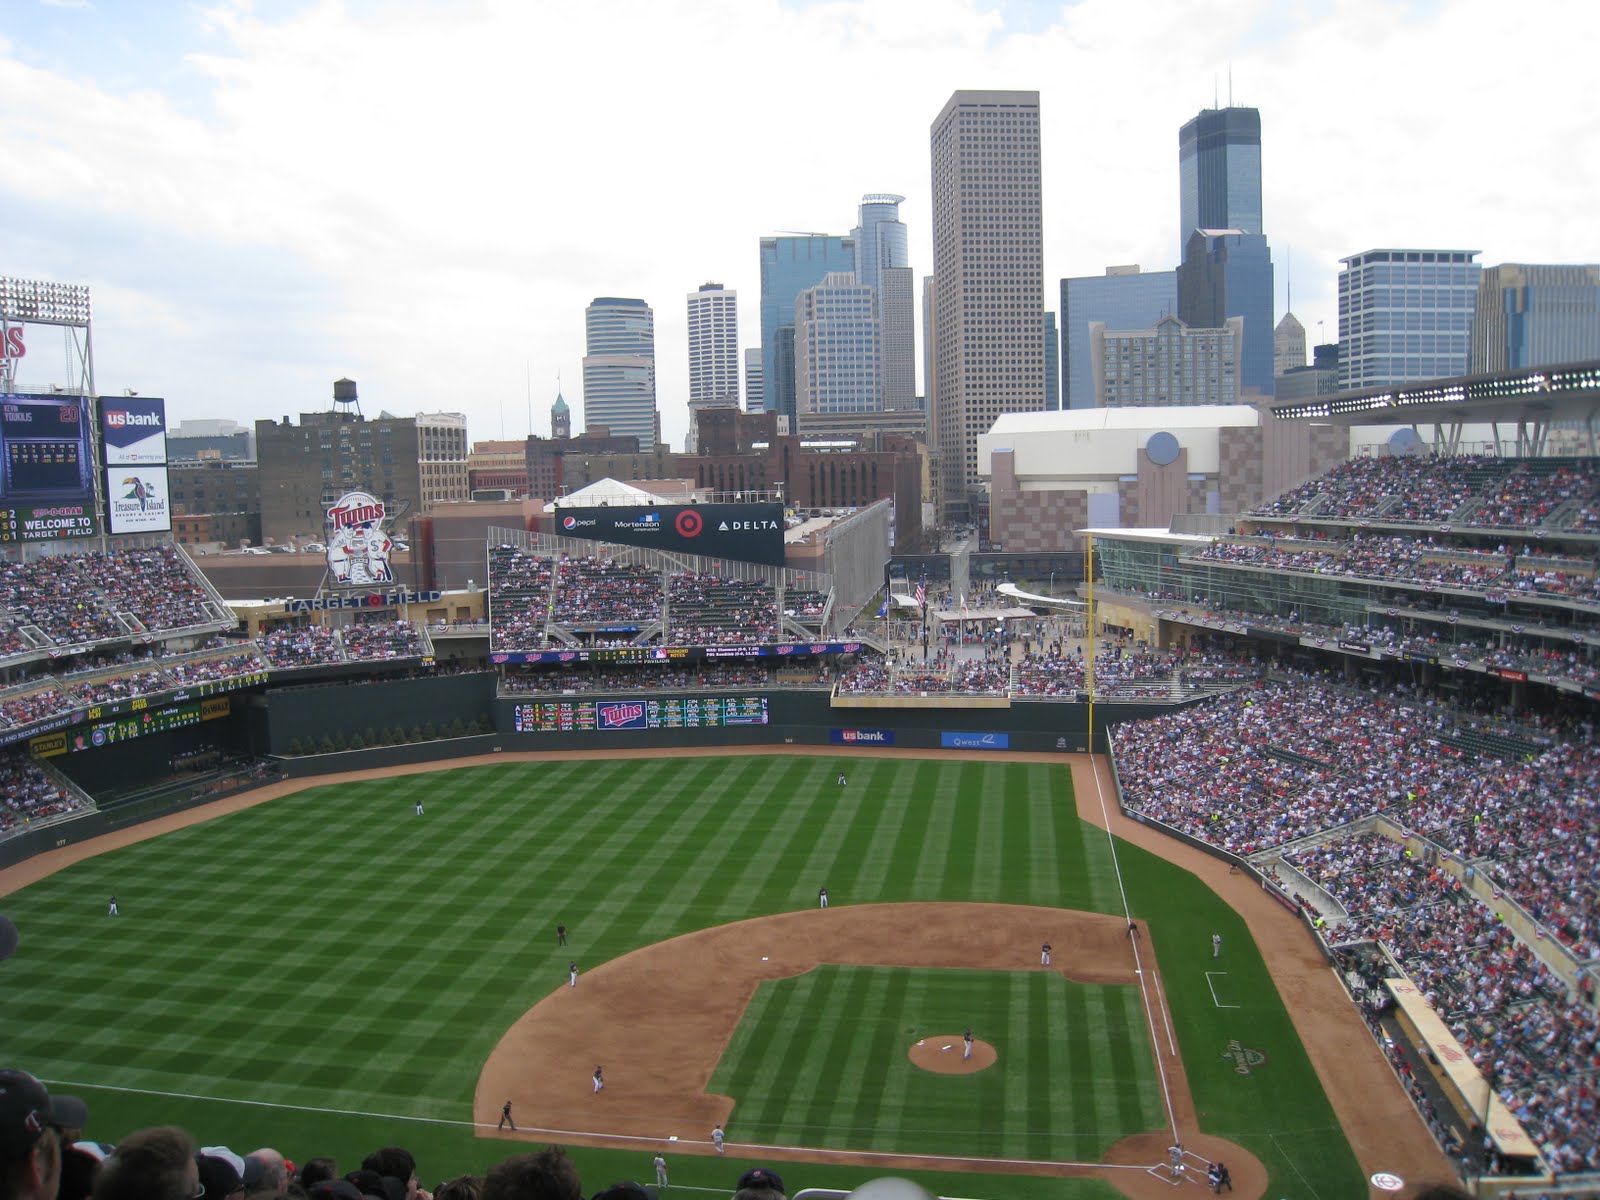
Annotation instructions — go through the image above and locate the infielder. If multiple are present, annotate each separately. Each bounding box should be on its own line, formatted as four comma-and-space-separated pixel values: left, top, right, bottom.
653, 1155, 668, 1189
1040, 941, 1052, 966
711, 1125, 725, 1155
819, 887, 829, 909
498, 1101, 515, 1131
963, 1028, 973, 1060
415, 799, 424, 816
592, 1065, 604, 1093
569, 961, 579, 987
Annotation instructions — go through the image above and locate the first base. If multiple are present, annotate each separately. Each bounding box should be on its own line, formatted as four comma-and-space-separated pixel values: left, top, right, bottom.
941, 1043, 953, 1051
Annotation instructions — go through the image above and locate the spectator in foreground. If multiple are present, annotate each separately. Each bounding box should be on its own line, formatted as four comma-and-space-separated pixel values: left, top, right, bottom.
0, 1069, 86, 1200
480, 1148, 581, 1200
92, 1126, 198, 1200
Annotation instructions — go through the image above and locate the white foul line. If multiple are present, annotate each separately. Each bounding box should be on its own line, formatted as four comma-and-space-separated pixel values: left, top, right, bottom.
1205, 971, 1241, 1009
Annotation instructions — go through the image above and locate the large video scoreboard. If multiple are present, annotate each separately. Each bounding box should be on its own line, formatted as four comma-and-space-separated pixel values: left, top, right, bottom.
513, 695, 768, 733
0, 393, 98, 542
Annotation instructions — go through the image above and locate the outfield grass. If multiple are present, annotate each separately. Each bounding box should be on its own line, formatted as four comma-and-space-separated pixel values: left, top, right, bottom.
0, 755, 1362, 1199
713, 965, 1164, 1161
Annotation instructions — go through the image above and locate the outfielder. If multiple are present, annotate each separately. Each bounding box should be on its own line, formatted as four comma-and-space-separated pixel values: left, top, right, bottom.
569, 961, 579, 987
819, 887, 829, 909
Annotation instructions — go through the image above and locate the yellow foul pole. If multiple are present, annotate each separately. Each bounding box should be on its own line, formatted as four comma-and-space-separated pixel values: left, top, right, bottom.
1086, 532, 1095, 754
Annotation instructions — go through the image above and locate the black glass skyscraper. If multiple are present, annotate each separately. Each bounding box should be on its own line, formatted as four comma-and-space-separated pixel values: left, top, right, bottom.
1178, 107, 1262, 255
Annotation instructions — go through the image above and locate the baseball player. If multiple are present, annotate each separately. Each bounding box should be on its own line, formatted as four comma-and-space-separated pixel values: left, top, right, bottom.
653, 1155, 668, 1189
107, 894, 119, 917
556, 923, 567, 947
837, 772, 847, 786
1212, 932, 1222, 958
963, 1028, 973, 1060
569, 961, 579, 987
415, 799, 424, 816
498, 1101, 515, 1131
819, 887, 829, 909
711, 1125, 725, 1155
592, 1066, 604, 1093
1040, 941, 1052, 966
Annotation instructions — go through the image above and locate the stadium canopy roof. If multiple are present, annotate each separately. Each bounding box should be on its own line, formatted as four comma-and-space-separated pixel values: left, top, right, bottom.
552, 477, 673, 508
1269, 360, 1600, 430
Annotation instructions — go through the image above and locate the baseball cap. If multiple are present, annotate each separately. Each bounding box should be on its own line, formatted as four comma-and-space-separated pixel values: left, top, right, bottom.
196, 1151, 244, 1198
0, 1070, 89, 1158
737, 1167, 785, 1194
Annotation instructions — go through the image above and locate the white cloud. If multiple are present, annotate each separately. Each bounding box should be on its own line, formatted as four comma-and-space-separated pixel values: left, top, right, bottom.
1, 0, 1596, 451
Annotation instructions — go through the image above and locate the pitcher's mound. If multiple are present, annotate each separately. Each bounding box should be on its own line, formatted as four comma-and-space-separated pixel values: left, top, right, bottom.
909, 1034, 996, 1074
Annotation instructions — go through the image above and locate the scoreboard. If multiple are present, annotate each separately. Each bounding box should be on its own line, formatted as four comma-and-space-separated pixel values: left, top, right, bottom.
0, 394, 99, 542
513, 695, 768, 733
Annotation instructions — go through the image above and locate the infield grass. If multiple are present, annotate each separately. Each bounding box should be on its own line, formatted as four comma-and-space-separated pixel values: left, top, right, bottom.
0, 754, 1362, 1199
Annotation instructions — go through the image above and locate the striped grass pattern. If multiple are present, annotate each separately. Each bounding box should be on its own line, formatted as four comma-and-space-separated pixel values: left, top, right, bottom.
0, 754, 1361, 1199
712, 965, 1163, 1161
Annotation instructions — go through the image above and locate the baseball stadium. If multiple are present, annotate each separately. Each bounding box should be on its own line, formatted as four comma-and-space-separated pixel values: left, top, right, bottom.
1, 297, 1599, 1200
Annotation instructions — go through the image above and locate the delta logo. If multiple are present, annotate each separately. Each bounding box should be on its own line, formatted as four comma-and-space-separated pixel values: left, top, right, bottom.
717, 519, 779, 531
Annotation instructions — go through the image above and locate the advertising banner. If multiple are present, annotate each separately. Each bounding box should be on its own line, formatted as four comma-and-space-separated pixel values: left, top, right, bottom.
98, 396, 168, 465
325, 491, 395, 586
0, 393, 98, 542
830, 728, 895, 746
513, 696, 768, 732
940, 731, 1010, 750
556, 501, 785, 567
491, 641, 865, 665
104, 466, 172, 534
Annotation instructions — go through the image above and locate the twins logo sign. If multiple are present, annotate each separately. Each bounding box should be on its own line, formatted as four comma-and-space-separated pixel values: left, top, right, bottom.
597, 701, 648, 730
325, 491, 394, 586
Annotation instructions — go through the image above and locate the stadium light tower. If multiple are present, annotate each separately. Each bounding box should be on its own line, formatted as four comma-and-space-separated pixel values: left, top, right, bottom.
0, 276, 95, 396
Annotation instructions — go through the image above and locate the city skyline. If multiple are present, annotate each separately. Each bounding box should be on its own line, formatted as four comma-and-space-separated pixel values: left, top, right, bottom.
2, 0, 1596, 453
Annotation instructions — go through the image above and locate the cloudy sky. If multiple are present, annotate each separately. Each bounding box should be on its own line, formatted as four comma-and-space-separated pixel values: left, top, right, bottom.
3, 0, 1596, 452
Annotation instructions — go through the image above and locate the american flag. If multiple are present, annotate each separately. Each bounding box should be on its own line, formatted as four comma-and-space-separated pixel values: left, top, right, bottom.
915, 581, 926, 608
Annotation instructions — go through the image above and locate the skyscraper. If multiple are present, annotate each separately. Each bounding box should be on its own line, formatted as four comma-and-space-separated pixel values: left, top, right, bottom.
1470, 263, 1600, 374
853, 194, 917, 410
1178, 106, 1262, 256
794, 272, 881, 419
743, 348, 763, 413
686, 282, 739, 453
1178, 229, 1275, 397
759, 235, 856, 421
1091, 315, 1242, 407
1043, 312, 1060, 410
1060, 266, 1178, 409
582, 297, 658, 450
1274, 312, 1307, 378
1337, 249, 1481, 390
929, 89, 1045, 519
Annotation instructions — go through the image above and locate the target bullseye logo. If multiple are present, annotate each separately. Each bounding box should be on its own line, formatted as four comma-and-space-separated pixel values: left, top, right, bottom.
675, 510, 703, 538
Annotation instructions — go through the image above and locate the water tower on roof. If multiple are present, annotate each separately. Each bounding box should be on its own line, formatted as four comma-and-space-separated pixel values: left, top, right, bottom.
332, 377, 362, 417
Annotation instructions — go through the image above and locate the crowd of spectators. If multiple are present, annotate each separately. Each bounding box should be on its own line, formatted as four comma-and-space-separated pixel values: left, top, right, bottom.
550, 557, 661, 626
666, 575, 779, 645
0, 1095, 812, 1200
341, 621, 423, 662
1250, 453, 1600, 533
0, 683, 74, 729
0, 546, 223, 659
1110, 675, 1600, 1175
0, 750, 85, 835
74, 666, 173, 706
165, 648, 271, 685
262, 625, 342, 669
1189, 531, 1600, 605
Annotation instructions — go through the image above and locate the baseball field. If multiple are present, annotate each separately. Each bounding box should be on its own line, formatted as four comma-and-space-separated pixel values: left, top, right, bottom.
0, 752, 1370, 1199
